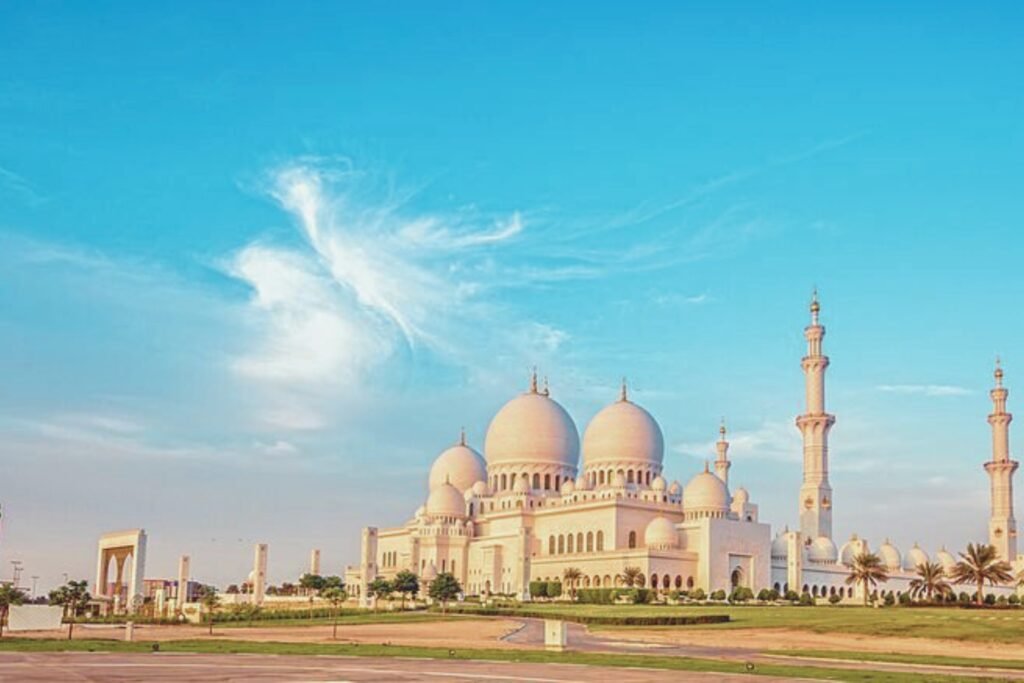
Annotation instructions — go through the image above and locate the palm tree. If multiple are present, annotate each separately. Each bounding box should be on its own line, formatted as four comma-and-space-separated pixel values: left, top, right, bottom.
562, 567, 582, 601
845, 552, 889, 605
198, 585, 220, 635
621, 566, 643, 588
950, 543, 1014, 605
908, 561, 951, 602
320, 587, 347, 639
0, 585, 26, 638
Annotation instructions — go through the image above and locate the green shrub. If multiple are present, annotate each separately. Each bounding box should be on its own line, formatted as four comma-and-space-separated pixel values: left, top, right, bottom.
798, 592, 814, 606
958, 591, 971, 604
756, 589, 771, 601
766, 588, 780, 601
546, 581, 562, 599
528, 581, 548, 599
576, 588, 616, 604
985, 593, 997, 605
709, 589, 727, 601
1009, 594, 1020, 606
828, 593, 841, 605
729, 587, 754, 602
438, 606, 730, 626
883, 592, 895, 606
784, 589, 800, 602
690, 588, 706, 601
997, 595, 1008, 606
898, 592, 911, 606
667, 590, 681, 601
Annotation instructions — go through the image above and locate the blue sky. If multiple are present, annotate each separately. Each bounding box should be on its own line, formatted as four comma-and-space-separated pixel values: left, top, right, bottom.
1, 3, 1022, 591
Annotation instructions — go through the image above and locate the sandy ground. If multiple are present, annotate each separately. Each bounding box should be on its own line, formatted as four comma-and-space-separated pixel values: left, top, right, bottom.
600, 626, 1024, 661
9, 619, 527, 649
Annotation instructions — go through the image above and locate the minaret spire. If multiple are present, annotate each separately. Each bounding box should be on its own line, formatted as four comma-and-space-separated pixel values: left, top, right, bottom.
529, 366, 538, 393
619, 377, 628, 402
714, 418, 731, 486
985, 358, 1018, 562
796, 289, 836, 541
459, 427, 466, 446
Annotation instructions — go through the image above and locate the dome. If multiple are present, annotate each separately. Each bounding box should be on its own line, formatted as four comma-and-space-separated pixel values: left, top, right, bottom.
903, 543, 929, 571
471, 480, 489, 497
426, 482, 466, 518
414, 505, 426, 518
878, 540, 902, 571
935, 547, 956, 573
429, 440, 486, 493
733, 487, 749, 504
560, 479, 576, 495
771, 534, 789, 559
839, 535, 866, 566
581, 395, 664, 468
808, 536, 838, 563
668, 480, 682, 495
512, 474, 530, 494
611, 471, 627, 488
651, 475, 667, 491
484, 389, 579, 468
644, 516, 679, 549
683, 469, 730, 513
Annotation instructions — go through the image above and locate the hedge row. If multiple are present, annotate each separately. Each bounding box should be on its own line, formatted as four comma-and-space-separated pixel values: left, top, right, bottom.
439, 606, 729, 626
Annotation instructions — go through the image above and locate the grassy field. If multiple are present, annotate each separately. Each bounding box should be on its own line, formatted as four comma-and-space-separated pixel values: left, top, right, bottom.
446, 603, 1024, 643
0, 637, 1005, 683
215, 610, 461, 628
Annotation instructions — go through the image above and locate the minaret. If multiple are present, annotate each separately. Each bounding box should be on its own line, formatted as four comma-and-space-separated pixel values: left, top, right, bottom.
796, 290, 836, 541
985, 358, 1018, 562
715, 420, 731, 487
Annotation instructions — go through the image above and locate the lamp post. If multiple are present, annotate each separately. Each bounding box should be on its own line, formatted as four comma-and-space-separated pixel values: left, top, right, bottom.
10, 561, 23, 589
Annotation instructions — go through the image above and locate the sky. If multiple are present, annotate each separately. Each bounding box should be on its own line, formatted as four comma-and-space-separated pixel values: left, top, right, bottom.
0, 2, 1022, 593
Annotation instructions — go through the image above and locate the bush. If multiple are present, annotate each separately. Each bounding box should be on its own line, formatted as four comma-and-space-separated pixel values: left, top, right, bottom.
883, 592, 895, 606
898, 592, 912, 606
766, 588, 780, 601
985, 593, 997, 605
690, 588, 706, 601
828, 593, 842, 605
798, 592, 814, 606
710, 589, 727, 601
576, 588, 616, 604
730, 587, 754, 602
667, 590, 681, 601
756, 589, 772, 602
528, 581, 548, 599
1009, 594, 1020, 606
547, 581, 562, 599
784, 589, 800, 602
958, 591, 971, 604
438, 606, 730, 626
997, 595, 1008, 606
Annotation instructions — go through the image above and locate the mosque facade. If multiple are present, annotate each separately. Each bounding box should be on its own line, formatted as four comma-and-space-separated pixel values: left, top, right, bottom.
349, 296, 1023, 603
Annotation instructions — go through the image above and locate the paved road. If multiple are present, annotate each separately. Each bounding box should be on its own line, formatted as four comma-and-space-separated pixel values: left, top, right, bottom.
0, 651, 791, 682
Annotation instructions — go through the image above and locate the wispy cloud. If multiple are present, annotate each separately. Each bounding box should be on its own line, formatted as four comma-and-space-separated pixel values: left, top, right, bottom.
0, 164, 45, 206
674, 419, 802, 464
876, 384, 973, 397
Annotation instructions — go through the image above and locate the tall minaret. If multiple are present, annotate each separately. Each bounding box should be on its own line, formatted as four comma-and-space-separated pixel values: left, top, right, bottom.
985, 358, 1018, 562
714, 420, 731, 487
796, 290, 836, 541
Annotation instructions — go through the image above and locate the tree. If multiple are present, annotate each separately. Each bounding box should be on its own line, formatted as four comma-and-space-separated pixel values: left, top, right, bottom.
562, 567, 582, 600
322, 575, 344, 590
225, 584, 240, 595
908, 561, 952, 602
0, 584, 27, 638
392, 570, 418, 609
299, 573, 326, 594
621, 566, 642, 588
321, 587, 347, 639
950, 543, 1014, 605
428, 572, 462, 613
198, 585, 220, 635
845, 552, 889, 605
367, 577, 393, 611
48, 580, 90, 641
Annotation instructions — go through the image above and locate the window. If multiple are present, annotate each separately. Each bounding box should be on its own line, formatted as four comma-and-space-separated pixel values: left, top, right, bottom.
501, 474, 507, 490
576, 533, 583, 552
567, 534, 575, 553
628, 531, 637, 549
533, 473, 540, 489
627, 470, 635, 484
549, 536, 556, 555
596, 531, 604, 551
599, 471, 606, 485
544, 474, 551, 490
558, 535, 565, 554
586, 532, 593, 552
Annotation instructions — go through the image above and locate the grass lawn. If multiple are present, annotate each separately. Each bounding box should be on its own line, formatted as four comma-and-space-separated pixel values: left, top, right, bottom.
215, 610, 462, 628
775, 649, 1024, 671
447, 603, 1024, 643
0, 638, 1006, 683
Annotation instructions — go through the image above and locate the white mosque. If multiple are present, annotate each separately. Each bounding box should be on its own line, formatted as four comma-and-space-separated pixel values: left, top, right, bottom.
348, 295, 1023, 603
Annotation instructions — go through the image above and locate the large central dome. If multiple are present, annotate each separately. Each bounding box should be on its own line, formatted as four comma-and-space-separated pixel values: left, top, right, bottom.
484, 384, 579, 469
582, 392, 664, 468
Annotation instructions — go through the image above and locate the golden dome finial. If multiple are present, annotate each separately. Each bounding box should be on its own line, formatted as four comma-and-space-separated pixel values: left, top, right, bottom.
619, 377, 628, 402
703, 460, 710, 473
459, 426, 466, 446
542, 375, 550, 397
810, 286, 820, 321
719, 417, 727, 438
995, 355, 1004, 386
529, 366, 538, 393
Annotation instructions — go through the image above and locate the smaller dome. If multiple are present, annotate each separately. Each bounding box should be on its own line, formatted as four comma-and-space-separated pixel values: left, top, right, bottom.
651, 475, 667, 491
644, 516, 679, 549
471, 480, 489, 496
683, 469, 729, 513
575, 475, 591, 491
611, 472, 627, 488
733, 487, 749, 504
839, 535, 866, 567
808, 536, 838, 563
561, 479, 576, 495
429, 440, 486, 493
415, 505, 426, 518
935, 547, 956, 573
668, 480, 682, 495
771, 534, 789, 559
426, 482, 466, 518
903, 543, 929, 571
878, 540, 902, 571
512, 475, 530, 494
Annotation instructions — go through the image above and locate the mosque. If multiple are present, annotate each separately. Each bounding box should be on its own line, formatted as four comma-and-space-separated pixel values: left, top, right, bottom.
349, 295, 1023, 603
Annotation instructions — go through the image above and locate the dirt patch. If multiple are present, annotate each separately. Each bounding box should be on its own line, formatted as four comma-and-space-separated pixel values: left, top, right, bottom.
10, 619, 528, 649
599, 627, 1024, 661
